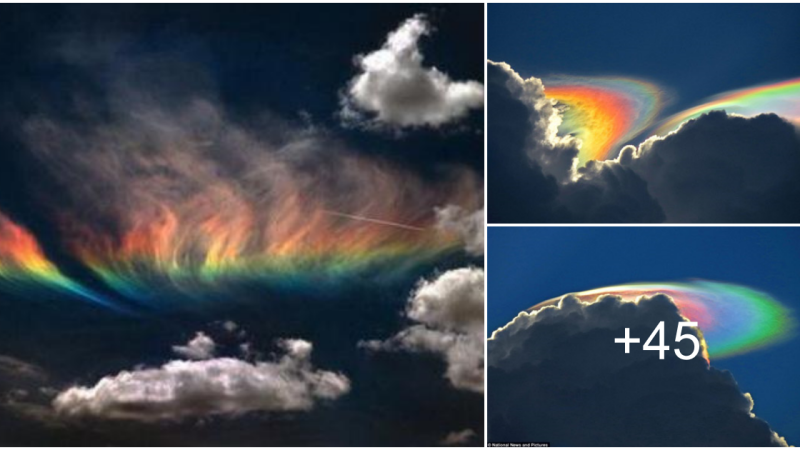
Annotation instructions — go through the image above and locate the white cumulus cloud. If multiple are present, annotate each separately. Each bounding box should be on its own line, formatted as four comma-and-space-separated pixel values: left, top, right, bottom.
53, 338, 350, 422
171, 332, 216, 360
360, 267, 484, 393
340, 14, 483, 130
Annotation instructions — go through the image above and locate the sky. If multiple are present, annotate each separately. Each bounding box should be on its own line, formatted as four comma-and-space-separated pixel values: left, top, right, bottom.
487, 4, 800, 223
488, 227, 800, 445
0, 4, 484, 446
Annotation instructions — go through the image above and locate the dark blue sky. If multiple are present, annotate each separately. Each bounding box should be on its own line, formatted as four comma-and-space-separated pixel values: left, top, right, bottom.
488, 3, 800, 141
488, 226, 800, 444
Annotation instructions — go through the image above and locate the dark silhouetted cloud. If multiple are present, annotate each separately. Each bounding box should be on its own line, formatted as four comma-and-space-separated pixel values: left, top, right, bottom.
488, 293, 788, 446
623, 112, 800, 222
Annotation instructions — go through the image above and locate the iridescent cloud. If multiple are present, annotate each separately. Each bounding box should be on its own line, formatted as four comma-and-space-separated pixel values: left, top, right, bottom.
528, 281, 795, 360
655, 77, 800, 135
544, 76, 664, 164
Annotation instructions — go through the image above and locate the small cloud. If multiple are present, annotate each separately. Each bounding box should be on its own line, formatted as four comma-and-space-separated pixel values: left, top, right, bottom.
442, 428, 477, 445
171, 332, 216, 360
340, 14, 483, 131
222, 320, 238, 333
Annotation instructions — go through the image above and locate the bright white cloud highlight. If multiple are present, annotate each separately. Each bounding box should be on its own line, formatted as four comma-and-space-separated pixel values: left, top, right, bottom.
171, 332, 216, 360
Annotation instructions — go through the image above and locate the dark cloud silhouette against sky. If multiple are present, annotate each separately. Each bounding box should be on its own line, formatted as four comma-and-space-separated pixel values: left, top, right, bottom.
488, 227, 800, 445
489, 293, 787, 446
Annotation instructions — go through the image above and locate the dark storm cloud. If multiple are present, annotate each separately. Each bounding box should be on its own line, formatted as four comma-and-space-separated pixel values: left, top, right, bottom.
622, 112, 800, 222
340, 14, 484, 131
488, 294, 788, 446
488, 60, 800, 223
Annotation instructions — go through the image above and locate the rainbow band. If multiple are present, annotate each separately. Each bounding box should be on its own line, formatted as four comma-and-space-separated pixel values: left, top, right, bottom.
1, 204, 464, 308
63, 205, 461, 301
544, 76, 664, 164
655, 77, 800, 135
0, 213, 116, 309
79, 242, 458, 301
527, 280, 795, 360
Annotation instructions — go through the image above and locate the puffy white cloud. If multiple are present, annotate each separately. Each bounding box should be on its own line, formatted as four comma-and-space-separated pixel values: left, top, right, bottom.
340, 14, 483, 130
441, 428, 477, 445
171, 332, 216, 360
488, 293, 788, 446
435, 205, 483, 256
487, 60, 800, 223
53, 338, 350, 422
360, 267, 484, 393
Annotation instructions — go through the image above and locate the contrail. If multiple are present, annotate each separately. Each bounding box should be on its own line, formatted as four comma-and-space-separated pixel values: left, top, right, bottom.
322, 210, 425, 231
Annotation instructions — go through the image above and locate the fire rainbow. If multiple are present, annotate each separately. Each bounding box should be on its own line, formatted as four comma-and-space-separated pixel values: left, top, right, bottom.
527, 280, 795, 360
544, 75, 664, 164
655, 77, 800, 135
0, 213, 114, 309
62, 206, 463, 300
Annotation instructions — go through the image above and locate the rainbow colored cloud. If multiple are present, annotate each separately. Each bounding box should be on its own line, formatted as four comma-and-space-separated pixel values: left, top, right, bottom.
528, 281, 795, 360
544, 76, 664, 164
655, 77, 800, 135
0, 213, 113, 309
